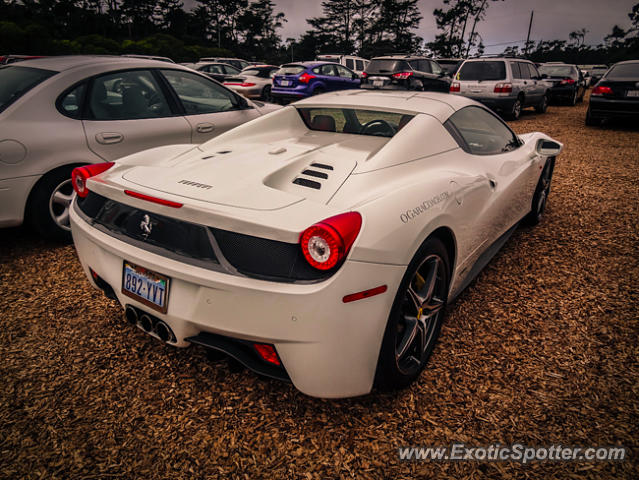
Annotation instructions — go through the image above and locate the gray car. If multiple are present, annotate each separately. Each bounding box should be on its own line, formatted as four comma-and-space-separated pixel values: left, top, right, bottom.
450, 57, 549, 120
0, 56, 280, 241
223, 65, 280, 101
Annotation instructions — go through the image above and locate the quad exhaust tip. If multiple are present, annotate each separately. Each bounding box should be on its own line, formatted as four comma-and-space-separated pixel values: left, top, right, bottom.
125, 306, 138, 324
155, 321, 171, 343
139, 313, 153, 332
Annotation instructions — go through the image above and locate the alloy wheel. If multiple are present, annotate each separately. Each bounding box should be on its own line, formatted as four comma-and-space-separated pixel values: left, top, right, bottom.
395, 254, 447, 375
48, 178, 75, 231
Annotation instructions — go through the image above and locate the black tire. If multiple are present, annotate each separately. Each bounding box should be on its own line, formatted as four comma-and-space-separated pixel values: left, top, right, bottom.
312, 87, 325, 96
261, 85, 272, 102
585, 108, 601, 126
569, 89, 578, 106
508, 96, 523, 120
375, 237, 450, 391
535, 94, 548, 113
524, 157, 555, 226
26, 166, 78, 242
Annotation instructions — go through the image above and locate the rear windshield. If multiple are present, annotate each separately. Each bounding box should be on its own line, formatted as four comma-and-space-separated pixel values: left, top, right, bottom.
539, 65, 576, 78
366, 60, 411, 74
0, 66, 56, 113
457, 61, 506, 81
297, 107, 414, 138
277, 65, 306, 75
606, 63, 639, 79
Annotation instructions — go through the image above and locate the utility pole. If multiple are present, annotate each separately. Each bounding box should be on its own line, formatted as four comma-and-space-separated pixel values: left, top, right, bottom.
524, 10, 534, 56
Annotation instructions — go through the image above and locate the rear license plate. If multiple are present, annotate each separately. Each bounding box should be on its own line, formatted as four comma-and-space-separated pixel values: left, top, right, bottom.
280, 79, 291, 86
627, 90, 639, 97
373, 80, 384, 87
122, 261, 170, 313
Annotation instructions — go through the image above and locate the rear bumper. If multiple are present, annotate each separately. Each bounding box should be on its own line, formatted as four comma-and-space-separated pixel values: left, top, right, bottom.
547, 86, 577, 99
70, 203, 405, 398
451, 94, 516, 112
588, 97, 639, 118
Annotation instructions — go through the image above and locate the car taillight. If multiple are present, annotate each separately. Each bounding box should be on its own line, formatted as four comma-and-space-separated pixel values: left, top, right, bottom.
592, 85, 613, 96
392, 72, 413, 79
224, 82, 256, 87
494, 83, 513, 93
300, 212, 362, 270
361, 71, 368, 78
299, 72, 316, 84
560, 78, 576, 85
71, 162, 115, 198
450, 81, 460, 92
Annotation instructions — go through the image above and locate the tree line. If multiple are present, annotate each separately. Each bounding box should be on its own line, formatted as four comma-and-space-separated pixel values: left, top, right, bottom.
0, 0, 637, 64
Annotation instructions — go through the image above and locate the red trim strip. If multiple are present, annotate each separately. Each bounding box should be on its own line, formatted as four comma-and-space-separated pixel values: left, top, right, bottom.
342, 285, 388, 303
124, 190, 183, 208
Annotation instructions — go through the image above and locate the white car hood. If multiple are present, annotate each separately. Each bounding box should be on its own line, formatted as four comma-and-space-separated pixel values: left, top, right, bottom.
119, 133, 384, 211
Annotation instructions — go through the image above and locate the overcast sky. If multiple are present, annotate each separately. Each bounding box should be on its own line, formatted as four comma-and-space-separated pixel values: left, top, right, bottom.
184, 0, 636, 52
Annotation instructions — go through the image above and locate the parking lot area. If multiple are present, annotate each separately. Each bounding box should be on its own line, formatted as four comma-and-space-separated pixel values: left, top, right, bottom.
1, 95, 637, 479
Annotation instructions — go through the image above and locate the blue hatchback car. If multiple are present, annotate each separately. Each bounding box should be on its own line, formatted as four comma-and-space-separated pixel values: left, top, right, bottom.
271, 62, 360, 103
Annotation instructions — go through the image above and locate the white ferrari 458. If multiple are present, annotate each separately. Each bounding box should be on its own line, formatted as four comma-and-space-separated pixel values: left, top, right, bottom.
70, 90, 562, 398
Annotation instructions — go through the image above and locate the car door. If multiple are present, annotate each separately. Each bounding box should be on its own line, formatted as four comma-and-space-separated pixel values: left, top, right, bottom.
316, 64, 341, 91
160, 69, 261, 143
447, 106, 539, 250
335, 64, 359, 90
82, 68, 192, 161
525, 63, 544, 105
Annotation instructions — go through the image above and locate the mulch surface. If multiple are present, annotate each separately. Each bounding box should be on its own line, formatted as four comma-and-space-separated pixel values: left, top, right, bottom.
1, 93, 638, 479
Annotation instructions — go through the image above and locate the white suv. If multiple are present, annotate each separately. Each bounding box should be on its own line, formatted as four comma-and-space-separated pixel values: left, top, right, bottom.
450, 57, 549, 120
316, 54, 370, 77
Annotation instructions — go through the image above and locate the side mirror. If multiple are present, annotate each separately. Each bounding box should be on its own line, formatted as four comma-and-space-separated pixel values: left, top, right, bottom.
536, 139, 562, 156
541, 73, 548, 79
236, 95, 251, 109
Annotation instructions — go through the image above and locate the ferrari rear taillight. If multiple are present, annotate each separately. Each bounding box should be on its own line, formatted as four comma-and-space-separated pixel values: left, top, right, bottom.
494, 83, 513, 93
559, 78, 576, 85
392, 72, 413, 80
300, 212, 362, 270
592, 85, 613, 96
299, 72, 316, 84
71, 162, 115, 198
450, 82, 460, 92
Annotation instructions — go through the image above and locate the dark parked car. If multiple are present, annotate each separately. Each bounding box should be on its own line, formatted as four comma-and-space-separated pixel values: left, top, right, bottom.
435, 58, 463, 76
586, 60, 639, 126
191, 62, 241, 83
538, 63, 587, 105
271, 62, 360, 104
361, 55, 451, 92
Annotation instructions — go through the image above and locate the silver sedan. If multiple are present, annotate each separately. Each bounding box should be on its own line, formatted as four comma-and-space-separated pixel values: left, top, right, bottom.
0, 56, 279, 240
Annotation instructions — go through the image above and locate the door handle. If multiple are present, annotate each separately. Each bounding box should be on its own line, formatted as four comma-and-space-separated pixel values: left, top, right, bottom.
488, 179, 497, 189
197, 123, 215, 133
95, 132, 123, 144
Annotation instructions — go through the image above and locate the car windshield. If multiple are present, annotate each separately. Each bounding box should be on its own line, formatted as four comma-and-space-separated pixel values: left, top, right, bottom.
539, 65, 576, 78
606, 63, 639, 79
366, 60, 411, 74
0, 65, 56, 113
297, 107, 414, 138
457, 61, 506, 81
277, 65, 306, 75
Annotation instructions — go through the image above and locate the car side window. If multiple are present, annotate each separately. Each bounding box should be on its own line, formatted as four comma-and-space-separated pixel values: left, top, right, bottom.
355, 59, 364, 71
518, 62, 531, 79
527, 64, 540, 80
89, 69, 171, 120
161, 69, 239, 115
223, 65, 240, 75
430, 61, 443, 75
511, 62, 522, 79
335, 65, 354, 78
447, 106, 520, 155
58, 82, 87, 119
317, 64, 337, 76
345, 58, 354, 69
